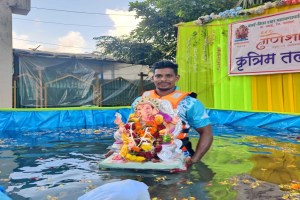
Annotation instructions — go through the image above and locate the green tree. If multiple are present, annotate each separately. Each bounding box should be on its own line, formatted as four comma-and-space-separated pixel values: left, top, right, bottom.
94, 35, 163, 65
95, 0, 238, 64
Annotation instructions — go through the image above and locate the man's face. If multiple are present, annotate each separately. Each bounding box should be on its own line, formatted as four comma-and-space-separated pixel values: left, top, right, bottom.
152, 68, 179, 91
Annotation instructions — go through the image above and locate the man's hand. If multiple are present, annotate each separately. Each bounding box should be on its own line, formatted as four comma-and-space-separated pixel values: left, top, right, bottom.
170, 157, 195, 173
104, 150, 114, 158
170, 166, 187, 173
185, 156, 196, 168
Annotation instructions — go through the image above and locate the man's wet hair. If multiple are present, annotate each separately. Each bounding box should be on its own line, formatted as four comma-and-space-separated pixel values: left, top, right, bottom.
189, 92, 198, 98
151, 60, 178, 75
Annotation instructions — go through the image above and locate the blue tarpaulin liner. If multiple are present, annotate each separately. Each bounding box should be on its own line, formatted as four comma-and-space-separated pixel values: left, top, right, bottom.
207, 109, 300, 132
0, 108, 131, 131
0, 108, 299, 132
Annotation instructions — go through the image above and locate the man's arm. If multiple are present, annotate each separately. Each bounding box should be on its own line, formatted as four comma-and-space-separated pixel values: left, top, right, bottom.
186, 124, 213, 166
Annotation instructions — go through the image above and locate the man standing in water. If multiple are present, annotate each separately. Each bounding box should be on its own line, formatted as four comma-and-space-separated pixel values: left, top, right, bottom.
136, 60, 213, 167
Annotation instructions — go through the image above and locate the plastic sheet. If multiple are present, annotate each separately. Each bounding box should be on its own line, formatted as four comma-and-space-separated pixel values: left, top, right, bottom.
208, 109, 300, 130
0, 186, 12, 200
78, 179, 150, 200
13, 49, 154, 108
0, 108, 299, 131
0, 108, 131, 131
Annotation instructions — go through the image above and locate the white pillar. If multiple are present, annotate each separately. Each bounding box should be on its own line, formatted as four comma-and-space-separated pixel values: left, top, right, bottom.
0, 0, 30, 108
0, 3, 13, 108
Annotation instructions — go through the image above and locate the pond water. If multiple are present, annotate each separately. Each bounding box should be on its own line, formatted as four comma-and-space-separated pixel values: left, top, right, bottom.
0, 125, 299, 200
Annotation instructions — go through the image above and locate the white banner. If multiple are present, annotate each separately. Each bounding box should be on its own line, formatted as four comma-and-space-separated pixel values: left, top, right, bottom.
228, 9, 300, 76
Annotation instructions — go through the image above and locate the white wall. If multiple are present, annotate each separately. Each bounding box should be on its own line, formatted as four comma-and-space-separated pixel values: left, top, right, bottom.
0, 3, 13, 108
0, 0, 30, 108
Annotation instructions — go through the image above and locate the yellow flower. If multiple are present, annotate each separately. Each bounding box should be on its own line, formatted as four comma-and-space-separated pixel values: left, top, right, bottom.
120, 144, 128, 157
154, 114, 164, 124
128, 113, 135, 118
135, 156, 146, 162
140, 143, 152, 151
121, 133, 131, 144
124, 154, 145, 162
131, 117, 139, 123
159, 129, 167, 135
126, 154, 136, 160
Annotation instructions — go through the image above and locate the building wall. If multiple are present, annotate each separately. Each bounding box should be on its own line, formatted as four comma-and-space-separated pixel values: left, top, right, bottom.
0, 0, 30, 108
0, 3, 13, 108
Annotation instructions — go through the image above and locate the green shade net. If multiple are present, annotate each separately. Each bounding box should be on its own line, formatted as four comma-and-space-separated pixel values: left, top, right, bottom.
176, 18, 252, 111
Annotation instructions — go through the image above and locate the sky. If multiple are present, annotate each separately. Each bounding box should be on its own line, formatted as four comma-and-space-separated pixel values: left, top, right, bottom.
12, 0, 143, 54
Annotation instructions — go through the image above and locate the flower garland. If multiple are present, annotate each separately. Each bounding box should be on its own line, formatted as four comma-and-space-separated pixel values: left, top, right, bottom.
194, 0, 300, 25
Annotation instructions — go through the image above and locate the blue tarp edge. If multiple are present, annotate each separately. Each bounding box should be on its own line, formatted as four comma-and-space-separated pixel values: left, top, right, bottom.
0, 108, 299, 131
